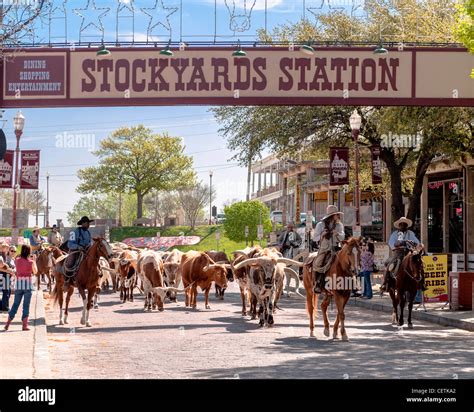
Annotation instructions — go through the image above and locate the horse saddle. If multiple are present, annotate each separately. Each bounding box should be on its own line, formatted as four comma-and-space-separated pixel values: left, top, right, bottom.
60, 250, 85, 281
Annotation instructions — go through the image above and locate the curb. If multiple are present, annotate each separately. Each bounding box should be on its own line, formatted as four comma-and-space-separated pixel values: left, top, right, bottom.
348, 297, 474, 332
32, 290, 51, 378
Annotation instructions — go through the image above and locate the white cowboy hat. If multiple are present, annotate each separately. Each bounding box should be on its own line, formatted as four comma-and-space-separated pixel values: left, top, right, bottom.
394, 217, 413, 229
32, 226, 40, 232
321, 205, 344, 221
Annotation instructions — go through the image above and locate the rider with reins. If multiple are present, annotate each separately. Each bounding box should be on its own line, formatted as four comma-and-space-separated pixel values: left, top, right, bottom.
29, 226, 46, 255
380, 216, 427, 292
312, 205, 345, 294
64, 216, 94, 283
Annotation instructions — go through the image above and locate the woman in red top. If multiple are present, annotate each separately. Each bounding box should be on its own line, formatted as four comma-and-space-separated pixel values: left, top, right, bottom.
3, 245, 37, 331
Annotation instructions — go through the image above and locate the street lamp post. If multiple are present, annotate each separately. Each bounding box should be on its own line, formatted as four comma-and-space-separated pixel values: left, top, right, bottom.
349, 109, 362, 228
209, 170, 213, 225
12, 111, 25, 245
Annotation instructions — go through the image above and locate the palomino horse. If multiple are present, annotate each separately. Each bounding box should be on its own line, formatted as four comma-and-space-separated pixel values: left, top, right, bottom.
388, 245, 425, 328
35, 246, 64, 292
52, 238, 113, 327
303, 237, 362, 340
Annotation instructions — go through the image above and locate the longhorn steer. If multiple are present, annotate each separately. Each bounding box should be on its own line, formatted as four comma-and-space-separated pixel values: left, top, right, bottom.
204, 250, 234, 300
137, 250, 165, 311
233, 250, 303, 327
163, 249, 183, 302
180, 251, 230, 309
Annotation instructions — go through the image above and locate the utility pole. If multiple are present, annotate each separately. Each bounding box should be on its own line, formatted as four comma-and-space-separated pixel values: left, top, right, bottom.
46, 171, 50, 227
35, 190, 39, 226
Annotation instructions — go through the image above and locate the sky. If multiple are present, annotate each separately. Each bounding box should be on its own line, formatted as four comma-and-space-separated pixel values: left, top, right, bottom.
1, 0, 362, 225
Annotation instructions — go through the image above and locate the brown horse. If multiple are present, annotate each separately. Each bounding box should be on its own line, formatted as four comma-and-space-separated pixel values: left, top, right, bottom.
388, 245, 425, 329
303, 237, 362, 340
35, 246, 64, 292
52, 238, 113, 327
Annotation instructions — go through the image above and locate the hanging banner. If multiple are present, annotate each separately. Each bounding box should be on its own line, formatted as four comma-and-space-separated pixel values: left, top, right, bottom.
329, 147, 349, 186
0, 150, 14, 189
20, 150, 40, 189
422, 254, 448, 303
2, 48, 473, 108
371, 145, 383, 184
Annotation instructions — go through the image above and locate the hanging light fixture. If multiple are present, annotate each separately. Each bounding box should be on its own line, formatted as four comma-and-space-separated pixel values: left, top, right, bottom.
373, 39, 388, 55
232, 40, 247, 57
96, 43, 111, 56
160, 40, 174, 56
300, 40, 315, 55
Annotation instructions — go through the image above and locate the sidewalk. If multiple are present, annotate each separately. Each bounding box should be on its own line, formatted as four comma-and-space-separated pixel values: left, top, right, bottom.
0, 290, 51, 379
348, 293, 474, 332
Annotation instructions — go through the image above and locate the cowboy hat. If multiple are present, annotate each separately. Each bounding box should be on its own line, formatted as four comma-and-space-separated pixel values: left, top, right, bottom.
32, 226, 41, 232
0, 241, 9, 248
394, 216, 412, 229
321, 205, 344, 221
77, 216, 94, 225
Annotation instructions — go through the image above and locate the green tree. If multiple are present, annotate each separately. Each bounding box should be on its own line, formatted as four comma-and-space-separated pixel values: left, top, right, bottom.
453, 0, 474, 77
144, 190, 179, 226
77, 125, 194, 219
223, 201, 272, 244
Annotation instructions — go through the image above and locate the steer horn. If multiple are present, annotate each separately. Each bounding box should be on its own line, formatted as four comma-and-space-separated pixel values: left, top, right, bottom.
277, 257, 304, 267
233, 257, 261, 270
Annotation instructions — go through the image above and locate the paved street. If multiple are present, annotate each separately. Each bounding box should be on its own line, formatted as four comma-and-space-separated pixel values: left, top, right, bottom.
43, 284, 474, 379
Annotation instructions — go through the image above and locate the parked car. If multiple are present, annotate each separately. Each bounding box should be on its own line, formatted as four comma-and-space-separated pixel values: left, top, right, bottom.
270, 210, 288, 223
216, 213, 226, 224
300, 212, 316, 228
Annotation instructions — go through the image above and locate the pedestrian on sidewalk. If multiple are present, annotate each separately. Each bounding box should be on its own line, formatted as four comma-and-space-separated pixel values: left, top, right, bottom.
3, 245, 37, 331
0, 242, 14, 312
360, 241, 374, 299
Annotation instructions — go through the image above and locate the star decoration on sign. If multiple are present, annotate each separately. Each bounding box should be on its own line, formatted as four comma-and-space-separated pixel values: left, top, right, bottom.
73, 0, 110, 37
117, 0, 135, 14
141, 0, 178, 40
48, 0, 68, 17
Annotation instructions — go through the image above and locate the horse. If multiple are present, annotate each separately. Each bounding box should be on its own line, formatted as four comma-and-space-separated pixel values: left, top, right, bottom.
303, 237, 362, 340
51, 238, 113, 327
35, 246, 64, 292
388, 245, 425, 329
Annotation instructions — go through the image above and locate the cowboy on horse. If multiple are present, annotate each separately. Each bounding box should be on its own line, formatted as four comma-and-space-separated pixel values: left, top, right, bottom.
380, 216, 427, 293
312, 205, 346, 294
29, 226, 47, 254
63, 216, 94, 284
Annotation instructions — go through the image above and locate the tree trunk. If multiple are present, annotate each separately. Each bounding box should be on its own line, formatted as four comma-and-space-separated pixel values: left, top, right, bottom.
406, 153, 434, 223
246, 158, 252, 201
380, 150, 404, 224
137, 192, 143, 219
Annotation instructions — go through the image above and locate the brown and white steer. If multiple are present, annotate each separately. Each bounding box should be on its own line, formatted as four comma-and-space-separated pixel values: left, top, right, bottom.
116, 250, 139, 303
180, 251, 230, 309
163, 249, 183, 302
233, 248, 302, 327
204, 250, 234, 300
137, 250, 165, 311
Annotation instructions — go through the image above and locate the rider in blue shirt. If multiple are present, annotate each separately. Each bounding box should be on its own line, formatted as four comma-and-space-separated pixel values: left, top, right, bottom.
64, 216, 94, 278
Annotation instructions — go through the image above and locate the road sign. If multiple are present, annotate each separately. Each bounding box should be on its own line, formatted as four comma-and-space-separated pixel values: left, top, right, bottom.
257, 225, 263, 240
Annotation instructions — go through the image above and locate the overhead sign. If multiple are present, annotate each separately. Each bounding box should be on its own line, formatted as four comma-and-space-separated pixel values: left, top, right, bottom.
423, 254, 448, 303
371, 145, 383, 184
1, 47, 473, 107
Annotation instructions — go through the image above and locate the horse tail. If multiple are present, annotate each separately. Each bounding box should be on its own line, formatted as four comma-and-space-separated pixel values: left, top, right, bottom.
51, 282, 59, 306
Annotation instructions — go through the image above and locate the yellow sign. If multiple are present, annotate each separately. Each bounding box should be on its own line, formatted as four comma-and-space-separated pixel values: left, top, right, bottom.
422, 255, 448, 302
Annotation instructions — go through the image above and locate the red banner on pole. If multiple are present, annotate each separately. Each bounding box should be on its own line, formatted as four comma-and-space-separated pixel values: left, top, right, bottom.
0, 150, 14, 188
371, 145, 383, 184
20, 150, 40, 189
329, 147, 349, 186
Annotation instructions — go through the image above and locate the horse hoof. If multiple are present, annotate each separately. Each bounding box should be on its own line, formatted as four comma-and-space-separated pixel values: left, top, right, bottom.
310, 331, 315, 338
341, 335, 349, 342
205, 305, 211, 309
94, 305, 99, 310
268, 316, 274, 325
242, 312, 247, 316
59, 319, 64, 325
64, 319, 69, 325
408, 323, 414, 329
158, 307, 164, 312
86, 322, 92, 327
80, 318, 86, 325
323, 328, 329, 337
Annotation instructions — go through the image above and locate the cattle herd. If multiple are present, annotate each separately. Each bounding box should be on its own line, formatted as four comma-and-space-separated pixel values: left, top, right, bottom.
88, 243, 304, 328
